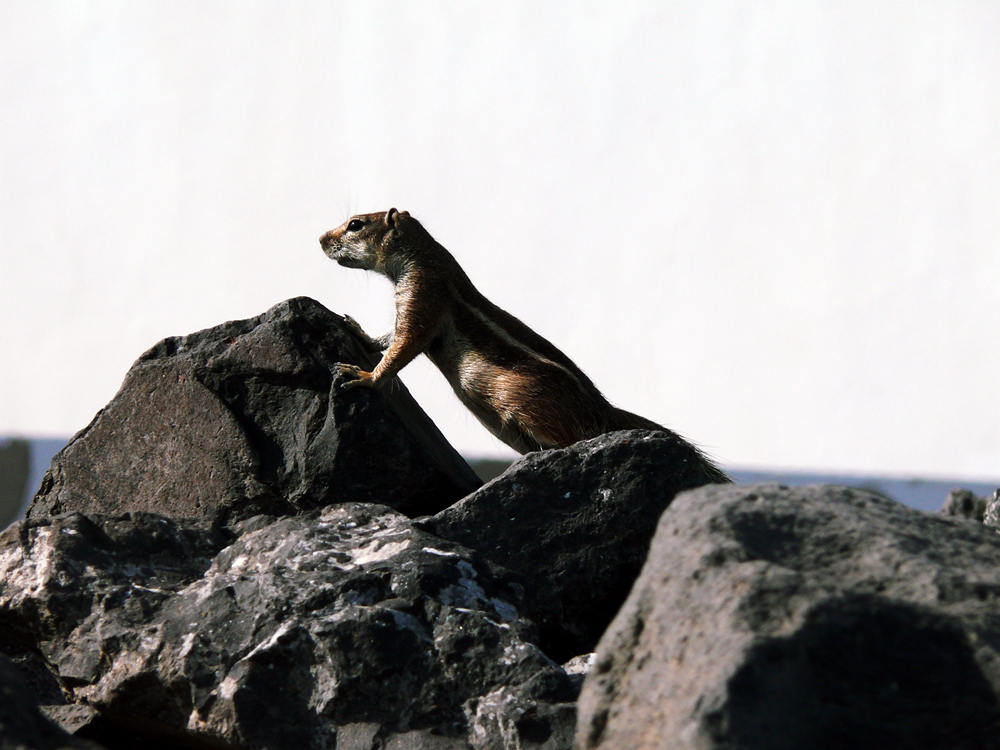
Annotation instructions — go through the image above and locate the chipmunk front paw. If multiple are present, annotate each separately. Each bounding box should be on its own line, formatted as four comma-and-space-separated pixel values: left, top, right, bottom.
334, 363, 375, 391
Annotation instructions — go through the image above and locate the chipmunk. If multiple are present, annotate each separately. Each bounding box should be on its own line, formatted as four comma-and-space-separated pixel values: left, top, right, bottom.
319, 209, 727, 477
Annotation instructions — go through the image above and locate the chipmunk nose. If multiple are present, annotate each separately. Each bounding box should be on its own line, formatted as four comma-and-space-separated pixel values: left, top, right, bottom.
319, 231, 332, 247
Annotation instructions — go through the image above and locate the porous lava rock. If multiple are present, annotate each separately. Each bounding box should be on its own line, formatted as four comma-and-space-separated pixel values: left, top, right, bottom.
28, 297, 481, 524
421, 430, 729, 659
577, 483, 1000, 750
0, 504, 578, 749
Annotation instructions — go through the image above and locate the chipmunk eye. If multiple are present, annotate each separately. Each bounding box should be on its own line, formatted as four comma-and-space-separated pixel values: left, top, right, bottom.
346, 219, 365, 232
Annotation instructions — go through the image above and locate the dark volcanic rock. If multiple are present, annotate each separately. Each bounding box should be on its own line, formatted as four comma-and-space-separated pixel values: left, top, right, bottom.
28, 297, 481, 524
421, 430, 729, 660
467, 668, 579, 750
0, 512, 232, 681
0, 504, 576, 749
939, 487, 988, 521
0, 654, 104, 750
0, 644, 66, 709
577, 483, 1000, 750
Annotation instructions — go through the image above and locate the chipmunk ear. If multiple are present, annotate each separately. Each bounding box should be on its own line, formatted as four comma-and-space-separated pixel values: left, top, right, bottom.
385, 208, 399, 227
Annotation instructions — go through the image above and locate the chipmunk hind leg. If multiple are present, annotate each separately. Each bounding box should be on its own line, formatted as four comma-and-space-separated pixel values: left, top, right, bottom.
460, 363, 599, 453
491, 372, 593, 451
454, 373, 548, 454
513, 416, 581, 452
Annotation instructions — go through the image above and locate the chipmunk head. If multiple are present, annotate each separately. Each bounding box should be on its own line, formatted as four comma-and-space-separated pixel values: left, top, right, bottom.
320, 208, 414, 280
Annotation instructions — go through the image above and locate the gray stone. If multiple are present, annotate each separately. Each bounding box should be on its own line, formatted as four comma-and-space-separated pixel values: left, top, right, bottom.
0, 645, 65, 709
334, 722, 472, 749
578, 483, 1000, 750
0, 654, 104, 750
35, 708, 101, 739
466, 667, 578, 750
939, 487, 988, 521
984, 488, 1000, 530
28, 297, 480, 525
0, 503, 575, 749
560, 654, 593, 694
421, 430, 729, 659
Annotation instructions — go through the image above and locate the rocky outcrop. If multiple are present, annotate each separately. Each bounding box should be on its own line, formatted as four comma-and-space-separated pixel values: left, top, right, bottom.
9, 298, 614, 748
577, 483, 1000, 749
28, 298, 481, 525
0, 504, 576, 749
983, 489, 1000, 530
939, 487, 989, 521
422, 430, 730, 660
940, 487, 1000, 533
16, 297, 1000, 749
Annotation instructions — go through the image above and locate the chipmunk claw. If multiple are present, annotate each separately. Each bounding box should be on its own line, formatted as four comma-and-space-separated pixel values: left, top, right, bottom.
334, 363, 374, 392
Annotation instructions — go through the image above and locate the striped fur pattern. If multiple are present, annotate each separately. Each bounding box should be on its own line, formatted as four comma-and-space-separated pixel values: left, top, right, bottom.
320, 208, 725, 475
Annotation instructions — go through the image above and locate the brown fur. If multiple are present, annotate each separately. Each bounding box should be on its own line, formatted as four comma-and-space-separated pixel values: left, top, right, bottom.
320, 209, 726, 476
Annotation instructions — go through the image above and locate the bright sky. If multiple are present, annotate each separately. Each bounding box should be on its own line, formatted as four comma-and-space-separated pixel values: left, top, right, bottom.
1, 2, 998, 480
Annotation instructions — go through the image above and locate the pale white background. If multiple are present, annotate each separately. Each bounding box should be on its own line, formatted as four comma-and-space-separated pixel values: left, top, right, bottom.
1, 2, 998, 481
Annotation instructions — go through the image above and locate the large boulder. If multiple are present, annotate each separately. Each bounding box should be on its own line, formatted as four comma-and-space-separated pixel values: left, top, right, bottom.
577, 483, 1000, 749
0, 504, 577, 749
28, 297, 480, 524
421, 430, 729, 660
